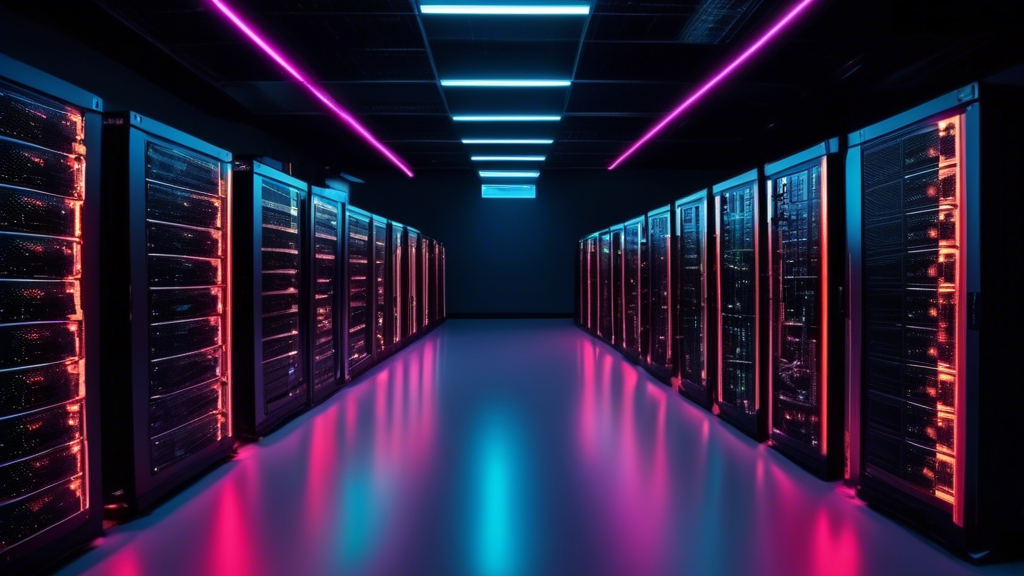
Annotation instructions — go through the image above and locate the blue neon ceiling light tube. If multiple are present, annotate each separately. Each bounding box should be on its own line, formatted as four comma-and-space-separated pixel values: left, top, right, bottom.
472, 156, 546, 161
441, 80, 572, 87
462, 139, 555, 145
479, 171, 540, 178
421, 5, 590, 15
454, 115, 561, 122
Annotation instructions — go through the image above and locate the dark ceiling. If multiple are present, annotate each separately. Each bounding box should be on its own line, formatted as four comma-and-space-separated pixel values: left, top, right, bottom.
7, 0, 1022, 177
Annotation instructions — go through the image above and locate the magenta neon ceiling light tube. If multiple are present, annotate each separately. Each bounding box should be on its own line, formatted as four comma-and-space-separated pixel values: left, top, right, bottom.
608, 0, 818, 170
207, 0, 414, 177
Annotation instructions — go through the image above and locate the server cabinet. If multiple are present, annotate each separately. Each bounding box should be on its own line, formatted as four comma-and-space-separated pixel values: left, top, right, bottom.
406, 227, 420, 337
713, 169, 768, 440
610, 225, 624, 346
0, 56, 103, 574
429, 238, 440, 326
765, 140, 846, 478
621, 216, 646, 362
372, 216, 389, 360
646, 206, 674, 381
577, 239, 586, 326
345, 206, 374, 379
389, 222, 405, 346
585, 233, 598, 333
848, 84, 1022, 556
674, 189, 715, 408
101, 112, 232, 512
308, 186, 343, 404
597, 229, 613, 342
232, 161, 308, 437
438, 242, 446, 321
419, 234, 430, 330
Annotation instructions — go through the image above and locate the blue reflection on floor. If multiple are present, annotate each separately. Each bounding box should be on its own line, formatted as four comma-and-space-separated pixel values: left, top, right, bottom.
57, 320, 1022, 576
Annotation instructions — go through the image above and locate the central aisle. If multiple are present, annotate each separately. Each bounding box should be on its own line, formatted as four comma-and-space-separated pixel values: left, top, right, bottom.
57, 320, 1017, 576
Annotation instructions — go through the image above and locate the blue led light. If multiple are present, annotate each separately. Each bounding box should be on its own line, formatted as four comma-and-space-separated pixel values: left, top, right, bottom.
421, 4, 590, 15
454, 115, 561, 122
441, 80, 571, 87
482, 184, 536, 199
462, 139, 555, 145
472, 156, 546, 162
479, 171, 540, 178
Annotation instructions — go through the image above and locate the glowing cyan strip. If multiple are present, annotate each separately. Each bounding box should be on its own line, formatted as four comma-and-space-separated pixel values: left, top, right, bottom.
441, 80, 571, 87
482, 184, 536, 198
454, 115, 561, 122
207, 0, 413, 177
421, 5, 590, 15
472, 156, 546, 161
463, 139, 554, 145
480, 171, 540, 178
609, 0, 819, 170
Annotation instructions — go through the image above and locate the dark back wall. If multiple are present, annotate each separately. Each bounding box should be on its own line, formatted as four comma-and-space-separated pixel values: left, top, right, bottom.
353, 168, 729, 316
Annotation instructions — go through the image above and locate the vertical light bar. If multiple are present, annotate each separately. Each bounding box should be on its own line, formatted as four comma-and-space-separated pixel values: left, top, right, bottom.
820, 157, 828, 456
206, 0, 413, 177
609, 0, 819, 169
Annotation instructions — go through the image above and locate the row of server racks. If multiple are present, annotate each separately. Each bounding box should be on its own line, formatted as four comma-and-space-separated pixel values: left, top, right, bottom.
576, 82, 1021, 560
0, 56, 446, 574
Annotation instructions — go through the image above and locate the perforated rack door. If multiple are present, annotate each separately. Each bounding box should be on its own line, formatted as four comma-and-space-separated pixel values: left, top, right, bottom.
0, 78, 88, 554
648, 210, 673, 372
372, 218, 388, 356
144, 142, 229, 475
390, 224, 404, 343
716, 181, 759, 419
346, 210, 372, 373
860, 116, 962, 513
311, 195, 340, 398
769, 159, 827, 454
676, 196, 707, 393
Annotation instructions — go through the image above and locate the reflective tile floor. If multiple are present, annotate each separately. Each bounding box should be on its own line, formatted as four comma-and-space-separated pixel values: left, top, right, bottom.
58, 320, 1022, 576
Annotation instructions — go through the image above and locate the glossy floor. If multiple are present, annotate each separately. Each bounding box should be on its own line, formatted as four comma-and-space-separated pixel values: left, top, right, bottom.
58, 320, 1020, 576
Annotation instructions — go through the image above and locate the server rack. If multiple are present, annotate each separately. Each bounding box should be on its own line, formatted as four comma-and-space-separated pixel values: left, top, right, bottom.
419, 234, 430, 330
621, 216, 646, 362
0, 56, 103, 574
646, 206, 674, 381
713, 169, 768, 440
308, 186, 344, 404
597, 229, 613, 343
345, 206, 374, 379
406, 227, 420, 337
576, 239, 585, 326
389, 221, 405, 346
674, 189, 715, 409
101, 112, 233, 512
610, 224, 624, 347
232, 161, 308, 437
429, 238, 440, 326
438, 242, 446, 321
765, 140, 846, 478
585, 233, 598, 334
371, 215, 389, 361
847, 84, 1022, 556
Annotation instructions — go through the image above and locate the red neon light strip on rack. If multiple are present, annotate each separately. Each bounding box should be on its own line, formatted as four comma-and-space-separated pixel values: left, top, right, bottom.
207, 0, 414, 177
609, 0, 819, 170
